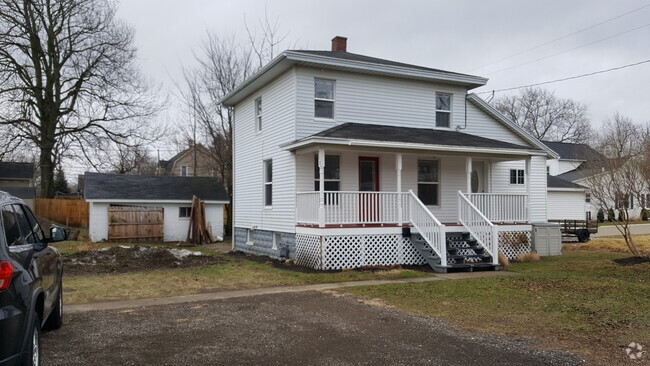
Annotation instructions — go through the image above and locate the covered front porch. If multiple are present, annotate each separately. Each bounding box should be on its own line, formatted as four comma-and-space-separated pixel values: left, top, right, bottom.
284, 124, 548, 271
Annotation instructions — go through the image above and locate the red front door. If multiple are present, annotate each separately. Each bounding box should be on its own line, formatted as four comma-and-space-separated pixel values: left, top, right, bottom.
359, 157, 379, 222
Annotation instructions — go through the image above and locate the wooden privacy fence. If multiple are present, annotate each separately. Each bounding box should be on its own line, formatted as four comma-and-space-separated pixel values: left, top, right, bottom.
108, 205, 164, 242
35, 198, 89, 228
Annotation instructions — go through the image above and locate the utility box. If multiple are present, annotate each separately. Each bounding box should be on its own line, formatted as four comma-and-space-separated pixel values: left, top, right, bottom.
532, 222, 562, 256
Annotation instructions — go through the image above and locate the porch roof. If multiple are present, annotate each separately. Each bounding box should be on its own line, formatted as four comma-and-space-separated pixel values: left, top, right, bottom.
283, 123, 545, 156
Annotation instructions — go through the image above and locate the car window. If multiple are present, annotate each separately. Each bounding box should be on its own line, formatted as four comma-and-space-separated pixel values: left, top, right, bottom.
1, 205, 23, 246
13, 204, 38, 244
21, 205, 45, 242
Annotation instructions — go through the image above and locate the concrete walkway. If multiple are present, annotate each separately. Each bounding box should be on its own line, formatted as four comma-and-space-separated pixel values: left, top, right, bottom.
593, 223, 650, 237
65, 270, 518, 314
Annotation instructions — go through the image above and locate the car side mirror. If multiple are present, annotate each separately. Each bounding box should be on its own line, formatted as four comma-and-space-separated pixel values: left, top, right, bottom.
50, 227, 68, 242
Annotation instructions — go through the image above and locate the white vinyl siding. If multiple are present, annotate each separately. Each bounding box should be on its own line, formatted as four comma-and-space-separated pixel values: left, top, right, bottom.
295, 67, 465, 139
463, 102, 529, 146
233, 69, 296, 233
547, 191, 586, 220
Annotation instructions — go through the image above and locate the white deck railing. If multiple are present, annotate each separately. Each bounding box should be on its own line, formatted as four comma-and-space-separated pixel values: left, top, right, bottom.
296, 191, 410, 226
407, 190, 446, 266
458, 191, 499, 265
468, 193, 528, 223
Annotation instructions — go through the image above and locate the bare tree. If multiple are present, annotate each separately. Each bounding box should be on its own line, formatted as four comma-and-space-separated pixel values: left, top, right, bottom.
492, 87, 592, 143
0, 0, 161, 197
586, 114, 648, 258
596, 112, 642, 159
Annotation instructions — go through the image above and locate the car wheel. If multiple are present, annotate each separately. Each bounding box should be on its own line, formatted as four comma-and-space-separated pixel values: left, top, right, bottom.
43, 280, 63, 331
24, 314, 41, 366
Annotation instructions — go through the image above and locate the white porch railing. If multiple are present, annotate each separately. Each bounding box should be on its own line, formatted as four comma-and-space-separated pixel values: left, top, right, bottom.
296, 191, 410, 226
407, 190, 446, 266
468, 193, 528, 223
458, 191, 499, 265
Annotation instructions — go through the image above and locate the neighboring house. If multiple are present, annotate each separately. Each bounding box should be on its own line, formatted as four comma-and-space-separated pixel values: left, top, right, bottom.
221, 36, 558, 272
84, 172, 228, 242
159, 143, 216, 177
543, 141, 645, 220
0, 162, 36, 209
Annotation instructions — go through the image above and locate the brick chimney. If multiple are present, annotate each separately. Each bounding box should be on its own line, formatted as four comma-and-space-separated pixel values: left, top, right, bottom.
331, 36, 347, 52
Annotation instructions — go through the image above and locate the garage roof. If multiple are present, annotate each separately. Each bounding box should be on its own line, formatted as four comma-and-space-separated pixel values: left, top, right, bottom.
84, 173, 229, 202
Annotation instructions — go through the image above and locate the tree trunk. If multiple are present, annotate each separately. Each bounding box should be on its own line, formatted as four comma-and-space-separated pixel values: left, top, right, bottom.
39, 146, 55, 198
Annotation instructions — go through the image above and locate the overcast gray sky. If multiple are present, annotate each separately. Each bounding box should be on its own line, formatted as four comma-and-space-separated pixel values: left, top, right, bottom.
117, 0, 649, 143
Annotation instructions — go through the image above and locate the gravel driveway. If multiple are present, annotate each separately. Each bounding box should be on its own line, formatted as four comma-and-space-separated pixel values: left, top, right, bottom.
42, 291, 583, 366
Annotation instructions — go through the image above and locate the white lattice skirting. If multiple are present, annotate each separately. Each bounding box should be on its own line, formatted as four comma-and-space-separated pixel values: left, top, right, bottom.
499, 230, 532, 260
295, 233, 426, 270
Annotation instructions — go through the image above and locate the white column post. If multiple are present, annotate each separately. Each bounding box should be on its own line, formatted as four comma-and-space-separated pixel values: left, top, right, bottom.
396, 153, 403, 226
318, 149, 325, 227
465, 156, 473, 194
525, 156, 532, 223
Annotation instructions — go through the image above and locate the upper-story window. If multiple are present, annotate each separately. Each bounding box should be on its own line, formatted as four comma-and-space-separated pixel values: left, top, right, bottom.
435, 93, 451, 128
315, 79, 335, 119
180, 166, 188, 176
255, 97, 262, 132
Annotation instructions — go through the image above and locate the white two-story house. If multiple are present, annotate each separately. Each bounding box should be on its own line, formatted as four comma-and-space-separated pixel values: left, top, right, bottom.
221, 37, 557, 272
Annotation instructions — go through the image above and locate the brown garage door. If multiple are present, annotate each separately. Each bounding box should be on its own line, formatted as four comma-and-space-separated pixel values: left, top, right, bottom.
108, 205, 164, 242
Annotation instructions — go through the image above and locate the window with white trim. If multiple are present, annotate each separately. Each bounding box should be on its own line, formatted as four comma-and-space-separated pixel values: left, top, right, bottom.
509, 169, 525, 185
418, 160, 439, 206
180, 165, 188, 176
314, 155, 340, 191
255, 97, 262, 132
264, 160, 272, 207
179, 207, 191, 218
314, 79, 335, 119
435, 93, 451, 128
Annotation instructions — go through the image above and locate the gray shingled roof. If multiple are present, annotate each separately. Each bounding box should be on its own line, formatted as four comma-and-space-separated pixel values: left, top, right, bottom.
547, 175, 584, 189
291, 50, 477, 78
0, 162, 34, 179
84, 172, 229, 201
310, 123, 536, 151
0, 187, 36, 199
542, 141, 605, 161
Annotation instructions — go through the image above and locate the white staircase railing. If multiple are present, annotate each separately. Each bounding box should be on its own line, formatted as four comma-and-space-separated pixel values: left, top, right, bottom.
407, 190, 446, 267
458, 191, 499, 265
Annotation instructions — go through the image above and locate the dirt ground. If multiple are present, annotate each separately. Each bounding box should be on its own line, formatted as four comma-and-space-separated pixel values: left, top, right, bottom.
63, 246, 226, 276
42, 291, 583, 366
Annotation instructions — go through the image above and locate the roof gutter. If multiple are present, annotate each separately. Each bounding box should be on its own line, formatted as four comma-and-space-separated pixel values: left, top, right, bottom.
220, 51, 489, 106
281, 137, 547, 156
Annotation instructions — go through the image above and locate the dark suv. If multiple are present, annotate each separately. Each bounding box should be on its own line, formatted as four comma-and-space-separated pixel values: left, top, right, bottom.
0, 191, 65, 366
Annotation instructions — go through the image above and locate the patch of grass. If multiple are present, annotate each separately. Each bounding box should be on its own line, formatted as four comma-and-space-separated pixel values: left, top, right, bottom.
564, 235, 650, 255
63, 250, 430, 304
343, 251, 650, 365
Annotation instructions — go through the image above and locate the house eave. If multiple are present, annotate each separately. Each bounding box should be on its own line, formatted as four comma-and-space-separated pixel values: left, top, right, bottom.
547, 187, 586, 192
281, 137, 546, 156
221, 51, 488, 106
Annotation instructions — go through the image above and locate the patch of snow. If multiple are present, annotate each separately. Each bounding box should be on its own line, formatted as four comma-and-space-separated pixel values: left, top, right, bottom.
119, 245, 131, 249
168, 248, 203, 260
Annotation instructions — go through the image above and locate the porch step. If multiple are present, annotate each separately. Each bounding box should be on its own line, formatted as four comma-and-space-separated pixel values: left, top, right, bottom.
410, 232, 500, 273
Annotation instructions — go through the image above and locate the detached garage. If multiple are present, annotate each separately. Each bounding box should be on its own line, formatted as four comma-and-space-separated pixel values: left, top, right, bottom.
546, 175, 587, 220
84, 172, 229, 242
